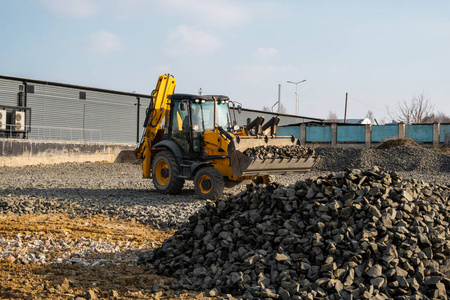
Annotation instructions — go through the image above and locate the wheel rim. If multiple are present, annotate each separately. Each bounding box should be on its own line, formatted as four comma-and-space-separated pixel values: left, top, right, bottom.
155, 160, 169, 186
198, 175, 212, 194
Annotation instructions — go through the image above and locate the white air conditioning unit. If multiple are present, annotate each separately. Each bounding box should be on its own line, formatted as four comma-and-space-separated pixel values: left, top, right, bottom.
0, 109, 6, 130
14, 111, 25, 131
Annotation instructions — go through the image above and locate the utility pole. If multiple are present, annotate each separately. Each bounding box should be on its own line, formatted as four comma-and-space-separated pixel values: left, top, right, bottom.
278, 84, 281, 112
271, 84, 282, 112
344, 92, 348, 123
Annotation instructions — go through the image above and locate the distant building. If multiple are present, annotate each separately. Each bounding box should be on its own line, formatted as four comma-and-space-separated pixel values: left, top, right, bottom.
0, 75, 323, 143
330, 118, 372, 125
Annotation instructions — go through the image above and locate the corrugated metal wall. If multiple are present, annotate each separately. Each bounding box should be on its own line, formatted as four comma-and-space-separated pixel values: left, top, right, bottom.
27, 84, 85, 140
0, 78, 22, 106
0, 76, 151, 143
83, 89, 138, 142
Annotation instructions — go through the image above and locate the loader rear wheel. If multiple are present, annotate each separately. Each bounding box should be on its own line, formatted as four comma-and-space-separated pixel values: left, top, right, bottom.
152, 150, 185, 194
194, 167, 224, 200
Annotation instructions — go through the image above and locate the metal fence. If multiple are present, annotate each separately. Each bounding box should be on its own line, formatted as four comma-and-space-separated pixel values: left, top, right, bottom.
0, 125, 101, 142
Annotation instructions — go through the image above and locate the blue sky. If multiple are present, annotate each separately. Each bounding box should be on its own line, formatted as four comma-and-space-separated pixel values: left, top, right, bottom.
1, 0, 449, 121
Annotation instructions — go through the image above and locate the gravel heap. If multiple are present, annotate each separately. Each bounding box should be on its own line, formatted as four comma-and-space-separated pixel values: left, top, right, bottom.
141, 167, 450, 299
243, 145, 316, 160
313, 145, 450, 174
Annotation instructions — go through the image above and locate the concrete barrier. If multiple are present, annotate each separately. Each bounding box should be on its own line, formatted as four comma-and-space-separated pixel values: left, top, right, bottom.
0, 139, 136, 167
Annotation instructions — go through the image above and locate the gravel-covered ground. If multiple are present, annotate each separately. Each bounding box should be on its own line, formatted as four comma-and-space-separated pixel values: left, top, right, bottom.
0, 145, 449, 299
1, 145, 448, 229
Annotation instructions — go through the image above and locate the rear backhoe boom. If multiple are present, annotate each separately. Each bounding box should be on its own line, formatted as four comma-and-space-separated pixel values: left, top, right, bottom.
135, 74, 176, 178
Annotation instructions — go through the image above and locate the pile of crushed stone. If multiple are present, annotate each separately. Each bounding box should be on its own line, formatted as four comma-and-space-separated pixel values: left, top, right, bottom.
140, 167, 450, 299
313, 145, 450, 174
243, 145, 316, 160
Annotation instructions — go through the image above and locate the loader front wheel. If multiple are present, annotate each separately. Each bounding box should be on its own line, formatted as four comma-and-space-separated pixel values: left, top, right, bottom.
194, 167, 224, 200
152, 150, 185, 194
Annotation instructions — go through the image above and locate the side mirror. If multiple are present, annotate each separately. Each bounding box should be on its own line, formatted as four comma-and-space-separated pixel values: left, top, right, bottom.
180, 102, 187, 111
237, 105, 242, 114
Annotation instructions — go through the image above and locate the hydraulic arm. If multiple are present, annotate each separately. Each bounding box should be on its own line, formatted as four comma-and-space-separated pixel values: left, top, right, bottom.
135, 74, 176, 177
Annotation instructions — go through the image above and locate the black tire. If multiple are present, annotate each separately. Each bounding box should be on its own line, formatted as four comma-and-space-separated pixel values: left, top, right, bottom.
152, 150, 185, 194
194, 167, 224, 200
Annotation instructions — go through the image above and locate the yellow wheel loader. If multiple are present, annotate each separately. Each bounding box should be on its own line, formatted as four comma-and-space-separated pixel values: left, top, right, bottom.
135, 74, 318, 200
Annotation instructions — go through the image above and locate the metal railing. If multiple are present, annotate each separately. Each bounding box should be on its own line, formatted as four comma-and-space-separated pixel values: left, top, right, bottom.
0, 124, 102, 142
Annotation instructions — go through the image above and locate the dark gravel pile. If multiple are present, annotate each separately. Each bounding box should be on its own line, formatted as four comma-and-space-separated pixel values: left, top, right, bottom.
141, 167, 450, 299
313, 145, 450, 174
243, 145, 316, 160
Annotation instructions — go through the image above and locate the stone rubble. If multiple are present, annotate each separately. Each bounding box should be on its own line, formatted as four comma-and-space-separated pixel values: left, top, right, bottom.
243, 145, 316, 160
313, 145, 450, 174
141, 167, 450, 299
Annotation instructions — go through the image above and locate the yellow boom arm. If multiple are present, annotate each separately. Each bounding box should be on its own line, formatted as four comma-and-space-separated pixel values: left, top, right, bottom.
135, 74, 176, 177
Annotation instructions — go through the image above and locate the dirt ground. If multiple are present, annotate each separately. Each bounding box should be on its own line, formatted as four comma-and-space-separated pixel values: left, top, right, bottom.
0, 213, 214, 300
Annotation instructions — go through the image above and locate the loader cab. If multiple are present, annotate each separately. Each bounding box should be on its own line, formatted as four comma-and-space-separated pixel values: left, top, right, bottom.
167, 94, 232, 155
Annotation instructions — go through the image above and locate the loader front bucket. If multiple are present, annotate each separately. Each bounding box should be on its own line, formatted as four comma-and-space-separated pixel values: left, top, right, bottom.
229, 136, 319, 177
238, 155, 318, 176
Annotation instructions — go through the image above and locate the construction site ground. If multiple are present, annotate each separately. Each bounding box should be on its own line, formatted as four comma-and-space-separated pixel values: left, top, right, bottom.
0, 213, 213, 300
1, 145, 448, 299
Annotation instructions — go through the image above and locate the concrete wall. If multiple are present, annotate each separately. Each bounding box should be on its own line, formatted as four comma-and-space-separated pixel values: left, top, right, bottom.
372, 125, 398, 142
306, 126, 331, 142
440, 124, 450, 143
278, 122, 450, 148
0, 138, 135, 167
405, 124, 433, 143
337, 125, 365, 143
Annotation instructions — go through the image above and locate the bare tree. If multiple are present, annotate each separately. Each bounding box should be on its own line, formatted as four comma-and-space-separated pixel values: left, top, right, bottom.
423, 112, 450, 123
387, 93, 434, 124
278, 103, 287, 114
376, 117, 386, 125
263, 103, 287, 114
327, 111, 338, 122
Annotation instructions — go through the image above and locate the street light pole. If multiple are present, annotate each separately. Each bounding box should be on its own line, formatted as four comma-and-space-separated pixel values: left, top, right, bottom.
287, 79, 306, 115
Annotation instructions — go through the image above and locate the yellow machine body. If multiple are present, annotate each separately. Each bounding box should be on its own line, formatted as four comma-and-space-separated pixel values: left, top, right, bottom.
135, 74, 317, 199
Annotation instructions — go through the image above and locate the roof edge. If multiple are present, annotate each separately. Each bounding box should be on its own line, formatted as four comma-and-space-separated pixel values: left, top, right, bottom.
0, 74, 152, 98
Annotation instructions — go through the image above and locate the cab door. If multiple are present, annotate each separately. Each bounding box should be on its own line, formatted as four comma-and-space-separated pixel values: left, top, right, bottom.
169, 100, 191, 153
